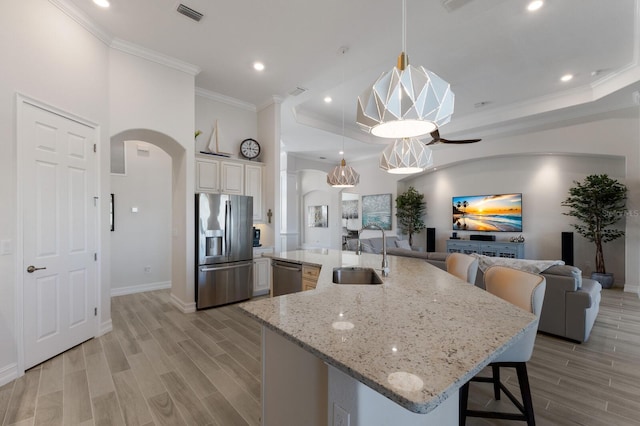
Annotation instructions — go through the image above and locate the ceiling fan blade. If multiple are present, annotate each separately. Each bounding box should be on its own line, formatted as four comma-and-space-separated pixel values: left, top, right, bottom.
440, 138, 481, 144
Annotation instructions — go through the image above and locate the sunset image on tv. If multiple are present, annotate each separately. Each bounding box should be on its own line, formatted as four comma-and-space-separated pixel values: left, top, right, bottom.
452, 193, 522, 232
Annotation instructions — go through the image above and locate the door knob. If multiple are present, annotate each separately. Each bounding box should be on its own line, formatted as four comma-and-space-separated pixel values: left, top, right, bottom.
27, 265, 46, 273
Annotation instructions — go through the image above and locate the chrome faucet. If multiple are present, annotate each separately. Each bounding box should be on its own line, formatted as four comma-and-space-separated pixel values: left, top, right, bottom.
363, 223, 389, 276
355, 228, 364, 255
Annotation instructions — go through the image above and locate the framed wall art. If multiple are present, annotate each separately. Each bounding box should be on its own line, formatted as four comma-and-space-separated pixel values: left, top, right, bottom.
308, 205, 328, 228
362, 193, 392, 230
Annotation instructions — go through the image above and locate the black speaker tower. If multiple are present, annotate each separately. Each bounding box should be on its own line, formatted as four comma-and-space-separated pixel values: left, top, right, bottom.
426, 228, 436, 252
561, 232, 574, 266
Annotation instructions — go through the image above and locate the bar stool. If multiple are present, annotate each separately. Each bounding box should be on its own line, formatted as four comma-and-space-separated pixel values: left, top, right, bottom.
446, 253, 479, 284
459, 265, 546, 426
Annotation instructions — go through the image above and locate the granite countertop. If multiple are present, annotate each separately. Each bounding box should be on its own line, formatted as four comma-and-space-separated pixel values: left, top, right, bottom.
239, 249, 537, 414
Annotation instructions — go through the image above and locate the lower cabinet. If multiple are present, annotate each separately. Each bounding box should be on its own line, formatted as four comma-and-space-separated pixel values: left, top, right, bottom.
253, 256, 271, 296
446, 240, 524, 259
302, 265, 321, 291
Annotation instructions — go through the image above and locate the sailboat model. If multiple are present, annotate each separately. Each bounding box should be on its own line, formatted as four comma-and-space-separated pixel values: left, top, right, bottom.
200, 120, 231, 157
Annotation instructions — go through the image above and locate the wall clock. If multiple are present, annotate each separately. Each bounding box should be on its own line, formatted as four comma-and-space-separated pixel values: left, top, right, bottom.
240, 138, 261, 160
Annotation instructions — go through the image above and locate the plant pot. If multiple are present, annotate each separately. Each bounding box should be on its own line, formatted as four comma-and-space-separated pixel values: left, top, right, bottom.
591, 272, 614, 289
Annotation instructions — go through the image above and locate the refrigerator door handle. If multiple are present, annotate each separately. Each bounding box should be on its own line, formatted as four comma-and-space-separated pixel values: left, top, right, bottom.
200, 262, 252, 273
227, 200, 232, 255
272, 263, 301, 272
224, 200, 229, 257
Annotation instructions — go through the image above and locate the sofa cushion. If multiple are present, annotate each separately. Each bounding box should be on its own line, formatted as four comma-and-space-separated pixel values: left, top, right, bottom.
367, 237, 398, 253
387, 247, 430, 259
361, 240, 375, 253
427, 252, 448, 261
395, 239, 412, 250
542, 265, 582, 288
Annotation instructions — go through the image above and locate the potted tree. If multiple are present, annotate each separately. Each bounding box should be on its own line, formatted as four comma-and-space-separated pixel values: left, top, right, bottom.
395, 186, 426, 247
562, 174, 627, 288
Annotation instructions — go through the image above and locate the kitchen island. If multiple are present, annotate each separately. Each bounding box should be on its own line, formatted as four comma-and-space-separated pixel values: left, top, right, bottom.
239, 249, 537, 425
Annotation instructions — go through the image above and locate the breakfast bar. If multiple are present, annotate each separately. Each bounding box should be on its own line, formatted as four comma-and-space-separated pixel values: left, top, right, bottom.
239, 249, 537, 425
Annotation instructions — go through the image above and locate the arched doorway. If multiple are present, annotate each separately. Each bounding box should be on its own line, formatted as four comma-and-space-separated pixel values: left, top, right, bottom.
110, 129, 195, 311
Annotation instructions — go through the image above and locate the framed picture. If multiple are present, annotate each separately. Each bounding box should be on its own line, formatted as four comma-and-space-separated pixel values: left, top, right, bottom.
308, 205, 328, 228
362, 194, 392, 230
342, 200, 359, 219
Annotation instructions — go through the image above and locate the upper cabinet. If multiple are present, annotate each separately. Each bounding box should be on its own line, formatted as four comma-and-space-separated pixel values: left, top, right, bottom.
220, 161, 244, 194
196, 156, 265, 222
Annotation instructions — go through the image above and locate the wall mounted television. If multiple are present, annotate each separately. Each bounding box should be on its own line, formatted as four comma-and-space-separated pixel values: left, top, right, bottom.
452, 193, 522, 232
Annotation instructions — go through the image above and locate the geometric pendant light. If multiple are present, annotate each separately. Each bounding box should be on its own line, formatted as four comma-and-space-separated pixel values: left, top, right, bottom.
328, 47, 360, 188
356, 0, 454, 138
327, 158, 360, 187
379, 137, 433, 174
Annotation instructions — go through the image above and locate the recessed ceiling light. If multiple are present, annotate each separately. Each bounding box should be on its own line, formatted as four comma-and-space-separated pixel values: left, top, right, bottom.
560, 74, 574, 82
527, 1, 543, 12
324, 96, 332, 103
253, 62, 265, 71
93, 0, 110, 7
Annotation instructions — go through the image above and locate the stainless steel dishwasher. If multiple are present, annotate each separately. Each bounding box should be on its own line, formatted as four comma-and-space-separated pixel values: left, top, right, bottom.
271, 259, 303, 296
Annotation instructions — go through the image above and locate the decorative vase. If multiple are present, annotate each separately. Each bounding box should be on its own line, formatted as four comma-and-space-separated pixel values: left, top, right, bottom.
591, 272, 614, 289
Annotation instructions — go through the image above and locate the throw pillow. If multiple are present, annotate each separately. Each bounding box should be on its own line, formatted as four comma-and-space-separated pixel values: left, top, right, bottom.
395, 239, 411, 250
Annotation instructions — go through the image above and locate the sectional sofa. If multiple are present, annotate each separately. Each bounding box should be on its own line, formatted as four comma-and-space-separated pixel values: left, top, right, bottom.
349, 240, 602, 343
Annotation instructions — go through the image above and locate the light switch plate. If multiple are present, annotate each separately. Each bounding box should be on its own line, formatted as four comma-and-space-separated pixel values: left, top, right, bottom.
1, 239, 12, 255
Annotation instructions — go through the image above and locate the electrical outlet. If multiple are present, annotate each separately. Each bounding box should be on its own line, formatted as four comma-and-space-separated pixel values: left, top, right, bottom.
144, 266, 151, 273
333, 403, 350, 426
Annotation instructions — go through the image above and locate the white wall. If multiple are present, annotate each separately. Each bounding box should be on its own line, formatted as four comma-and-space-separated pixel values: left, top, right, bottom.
407, 154, 626, 282
111, 141, 171, 295
0, 0, 110, 381
257, 102, 280, 249
295, 162, 403, 249
109, 48, 196, 311
195, 92, 257, 158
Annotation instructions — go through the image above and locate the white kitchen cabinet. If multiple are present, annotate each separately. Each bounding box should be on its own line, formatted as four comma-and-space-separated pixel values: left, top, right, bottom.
253, 246, 273, 296
253, 256, 271, 296
195, 158, 219, 193
220, 160, 244, 194
196, 157, 265, 222
245, 163, 264, 221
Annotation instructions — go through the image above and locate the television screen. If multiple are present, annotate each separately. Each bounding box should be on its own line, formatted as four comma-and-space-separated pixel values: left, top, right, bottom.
452, 193, 522, 232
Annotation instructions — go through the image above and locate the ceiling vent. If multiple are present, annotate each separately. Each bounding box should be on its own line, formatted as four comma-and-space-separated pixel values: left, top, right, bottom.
441, 0, 474, 12
288, 87, 308, 96
177, 4, 203, 22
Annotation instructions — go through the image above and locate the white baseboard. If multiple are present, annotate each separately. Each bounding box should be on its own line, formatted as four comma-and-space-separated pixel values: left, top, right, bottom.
0, 363, 18, 387
623, 283, 640, 295
170, 292, 196, 313
110, 281, 171, 297
99, 319, 113, 336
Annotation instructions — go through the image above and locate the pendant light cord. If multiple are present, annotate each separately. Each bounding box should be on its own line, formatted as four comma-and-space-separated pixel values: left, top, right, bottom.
402, 0, 406, 53
341, 47, 346, 161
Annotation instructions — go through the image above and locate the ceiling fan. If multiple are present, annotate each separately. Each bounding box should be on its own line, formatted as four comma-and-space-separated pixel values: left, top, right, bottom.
425, 129, 481, 145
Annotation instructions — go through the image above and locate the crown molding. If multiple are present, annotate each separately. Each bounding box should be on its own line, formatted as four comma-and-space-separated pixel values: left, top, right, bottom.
48, 0, 201, 76
111, 39, 200, 76
48, 0, 112, 45
195, 87, 256, 111
257, 96, 285, 113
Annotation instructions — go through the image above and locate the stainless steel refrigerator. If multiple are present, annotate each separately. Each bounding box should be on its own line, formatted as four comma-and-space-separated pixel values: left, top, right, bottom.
196, 193, 253, 309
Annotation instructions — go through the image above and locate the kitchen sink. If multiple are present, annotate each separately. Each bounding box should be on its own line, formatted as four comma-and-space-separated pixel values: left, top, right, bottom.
332, 267, 383, 285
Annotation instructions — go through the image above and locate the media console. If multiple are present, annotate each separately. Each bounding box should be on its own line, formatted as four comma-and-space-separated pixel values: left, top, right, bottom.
446, 239, 524, 259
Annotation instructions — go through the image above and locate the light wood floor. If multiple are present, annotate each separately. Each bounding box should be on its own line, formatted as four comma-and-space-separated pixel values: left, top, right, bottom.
0, 288, 638, 425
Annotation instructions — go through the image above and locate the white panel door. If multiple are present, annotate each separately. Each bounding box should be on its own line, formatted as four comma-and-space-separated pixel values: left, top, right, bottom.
21, 101, 97, 369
